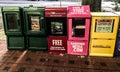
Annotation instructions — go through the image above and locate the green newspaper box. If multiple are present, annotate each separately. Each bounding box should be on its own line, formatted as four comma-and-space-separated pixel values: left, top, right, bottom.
2, 6, 25, 50
23, 6, 47, 50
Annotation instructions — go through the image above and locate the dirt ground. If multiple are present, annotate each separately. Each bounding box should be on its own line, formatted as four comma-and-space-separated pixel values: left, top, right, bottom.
0, 29, 5, 40
0, 14, 3, 29
0, 13, 6, 41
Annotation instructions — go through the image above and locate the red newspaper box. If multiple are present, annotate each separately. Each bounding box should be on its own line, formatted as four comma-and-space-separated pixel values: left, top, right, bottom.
48, 36, 67, 54
45, 7, 67, 54
67, 5, 91, 55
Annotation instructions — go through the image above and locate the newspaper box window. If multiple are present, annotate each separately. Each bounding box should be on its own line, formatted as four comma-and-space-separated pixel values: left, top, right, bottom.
95, 19, 114, 33
72, 18, 85, 37
6, 14, 18, 30
29, 15, 40, 31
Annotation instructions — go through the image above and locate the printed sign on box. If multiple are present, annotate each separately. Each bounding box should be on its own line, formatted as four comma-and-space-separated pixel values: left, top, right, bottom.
45, 7, 67, 17
31, 16, 40, 31
48, 36, 67, 54
67, 41, 88, 55
95, 19, 114, 33
67, 5, 91, 17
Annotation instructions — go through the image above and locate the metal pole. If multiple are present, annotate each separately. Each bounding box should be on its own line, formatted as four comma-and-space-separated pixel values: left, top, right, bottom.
60, 0, 61, 7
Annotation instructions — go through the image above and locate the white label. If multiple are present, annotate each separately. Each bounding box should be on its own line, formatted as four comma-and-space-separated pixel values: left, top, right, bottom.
52, 40, 62, 46
71, 7, 86, 14
95, 19, 114, 32
50, 47, 65, 50
71, 42, 85, 52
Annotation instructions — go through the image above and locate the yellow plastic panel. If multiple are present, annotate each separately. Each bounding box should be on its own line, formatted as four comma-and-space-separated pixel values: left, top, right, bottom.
91, 12, 119, 16
89, 39, 115, 57
90, 16, 119, 39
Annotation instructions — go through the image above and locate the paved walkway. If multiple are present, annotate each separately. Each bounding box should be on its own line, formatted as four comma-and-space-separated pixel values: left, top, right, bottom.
0, 29, 120, 72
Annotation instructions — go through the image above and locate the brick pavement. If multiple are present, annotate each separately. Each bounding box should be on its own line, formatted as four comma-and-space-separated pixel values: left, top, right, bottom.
0, 29, 120, 72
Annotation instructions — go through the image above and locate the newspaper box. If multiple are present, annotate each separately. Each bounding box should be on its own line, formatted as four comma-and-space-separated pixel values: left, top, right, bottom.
89, 12, 119, 57
67, 6, 91, 55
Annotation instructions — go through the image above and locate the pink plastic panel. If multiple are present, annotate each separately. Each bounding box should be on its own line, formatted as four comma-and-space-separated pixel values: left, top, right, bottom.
67, 5, 91, 18
67, 40, 88, 55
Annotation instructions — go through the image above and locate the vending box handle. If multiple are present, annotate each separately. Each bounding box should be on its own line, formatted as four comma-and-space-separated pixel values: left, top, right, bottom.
17, 19, 21, 30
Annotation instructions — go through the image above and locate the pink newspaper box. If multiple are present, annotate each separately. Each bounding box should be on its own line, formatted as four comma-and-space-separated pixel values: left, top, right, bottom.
67, 5, 91, 55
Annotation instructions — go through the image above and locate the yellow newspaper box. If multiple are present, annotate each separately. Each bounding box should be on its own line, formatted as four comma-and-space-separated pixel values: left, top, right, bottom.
89, 12, 119, 57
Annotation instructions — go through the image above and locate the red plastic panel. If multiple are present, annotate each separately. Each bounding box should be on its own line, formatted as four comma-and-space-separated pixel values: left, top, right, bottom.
45, 7, 67, 17
48, 36, 67, 54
